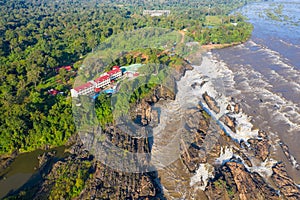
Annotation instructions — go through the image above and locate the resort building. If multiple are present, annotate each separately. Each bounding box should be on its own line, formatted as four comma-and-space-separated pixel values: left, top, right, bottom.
108, 66, 122, 80
94, 74, 110, 88
143, 10, 171, 17
71, 81, 95, 98
71, 66, 122, 98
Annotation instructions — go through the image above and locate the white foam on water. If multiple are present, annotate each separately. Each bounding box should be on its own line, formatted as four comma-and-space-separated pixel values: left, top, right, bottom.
229, 112, 259, 142
155, 51, 298, 189
195, 56, 261, 143
215, 147, 234, 165
254, 41, 300, 87
246, 158, 278, 178
248, 40, 260, 47
212, 48, 300, 133
190, 163, 214, 191
290, 154, 300, 169
194, 55, 284, 180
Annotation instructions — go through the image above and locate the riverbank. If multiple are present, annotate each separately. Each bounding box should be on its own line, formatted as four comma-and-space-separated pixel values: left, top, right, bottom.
201, 42, 242, 50
0, 146, 68, 198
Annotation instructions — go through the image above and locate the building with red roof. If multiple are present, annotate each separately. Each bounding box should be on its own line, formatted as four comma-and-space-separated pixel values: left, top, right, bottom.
108, 67, 122, 80
71, 81, 95, 97
94, 74, 110, 89
71, 66, 123, 98
94, 87, 102, 93
48, 89, 59, 96
56, 66, 72, 73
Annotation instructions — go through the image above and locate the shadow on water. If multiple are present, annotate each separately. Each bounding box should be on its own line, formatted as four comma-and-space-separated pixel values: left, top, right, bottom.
0, 146, 69, 199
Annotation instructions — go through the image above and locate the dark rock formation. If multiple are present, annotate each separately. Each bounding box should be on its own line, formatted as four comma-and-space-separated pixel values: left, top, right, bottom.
202, 92, 220, 114
28, 132, 164, 200
77, 162, 162, 200
134, 99, 153, 126
172, 62, 193, 79
226, 104, 232, 111
205, 161, 279, 200
234, 103, 240, 114
220, 114, 236, 132
37, 151, 56, 168
154, 85, 176, 101
181, 105, 222, 172
248, 131, 271, 162
232, 148, 252, 167
191, 80, 207, 89
272, 162, 300, 200
0, 151, 17, 172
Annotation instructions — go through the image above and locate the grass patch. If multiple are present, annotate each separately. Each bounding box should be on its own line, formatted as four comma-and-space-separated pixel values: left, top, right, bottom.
205, 15, 222, 26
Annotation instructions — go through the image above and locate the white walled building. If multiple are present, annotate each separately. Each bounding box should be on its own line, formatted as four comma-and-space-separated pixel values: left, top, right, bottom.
71, 81, 95, 98
71, 66, 123, 98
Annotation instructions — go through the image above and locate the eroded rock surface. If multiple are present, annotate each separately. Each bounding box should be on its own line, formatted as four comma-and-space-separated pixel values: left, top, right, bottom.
203, 92, 220, 114
248, 131, 271, 162
205, 161, 279, 200
272, 162, 300, 200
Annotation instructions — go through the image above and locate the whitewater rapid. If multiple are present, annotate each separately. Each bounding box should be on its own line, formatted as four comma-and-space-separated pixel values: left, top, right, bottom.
214, 38, 300, 182
153, 53, 286, 199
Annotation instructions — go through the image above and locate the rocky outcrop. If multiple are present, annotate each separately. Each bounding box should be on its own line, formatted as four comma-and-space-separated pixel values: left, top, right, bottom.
272, 162, 300, 200
173, 62, 193, 79
154, 85, 176, 101
191, 80, 207, 89
134, 99, 153, 126
0, 151, 17, 172
202, 92, 220, 114
37, 151, 56, 168
220, 114, 236, 132
248, 130, 271, 162
232, 148, 252, 167
234, 103, 240, 114
132, 84, 175, 126
29, 128, 164, 200
180, 106, 222, 172
77, 162, 161, 200
205, 161, 279, 200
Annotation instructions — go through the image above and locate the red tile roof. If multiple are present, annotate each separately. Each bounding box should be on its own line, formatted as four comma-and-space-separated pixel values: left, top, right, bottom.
112, 66, 120, 70
64, 66, 72, 71
94, 75, 110, 83
107, 68, 121, 76
94, 88, 102, 93
73, 82, 94, 92
48, 89, 59, 95
72, 66, 122, 95
56, 66, 72, 72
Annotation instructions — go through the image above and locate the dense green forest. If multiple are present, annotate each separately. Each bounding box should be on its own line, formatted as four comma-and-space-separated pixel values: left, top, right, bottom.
0, 0, 259, 154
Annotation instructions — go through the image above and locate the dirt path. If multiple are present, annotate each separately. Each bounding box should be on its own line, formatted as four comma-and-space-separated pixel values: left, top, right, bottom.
179, 30, 185, 44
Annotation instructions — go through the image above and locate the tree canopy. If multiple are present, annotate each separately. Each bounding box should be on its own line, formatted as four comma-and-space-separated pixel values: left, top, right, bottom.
0, 0, 259, 154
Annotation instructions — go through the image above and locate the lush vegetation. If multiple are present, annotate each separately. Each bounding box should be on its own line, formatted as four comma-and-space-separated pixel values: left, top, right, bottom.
48, 160, 92, 199
95, 94, 114, 128
213, 179, 237, 199
94, 48, 183, 128
0, 0, 259, 154
191, 14, 253, 44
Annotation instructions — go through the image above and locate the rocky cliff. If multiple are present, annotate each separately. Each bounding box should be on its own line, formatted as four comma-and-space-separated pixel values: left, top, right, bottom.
205, 161, 279, 200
